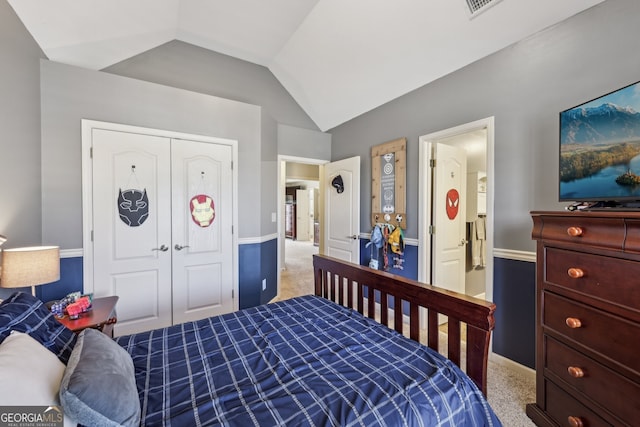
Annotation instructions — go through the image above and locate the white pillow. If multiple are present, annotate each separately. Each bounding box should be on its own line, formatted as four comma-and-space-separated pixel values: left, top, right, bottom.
0, 330, 65, 404
0, 331, 76, 427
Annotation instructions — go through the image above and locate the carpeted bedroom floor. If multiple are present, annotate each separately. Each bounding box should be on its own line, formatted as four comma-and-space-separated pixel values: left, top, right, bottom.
276, 238, 536, 426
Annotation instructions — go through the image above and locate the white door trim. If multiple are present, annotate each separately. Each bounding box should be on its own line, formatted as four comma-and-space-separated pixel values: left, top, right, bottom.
81, 119, 239, 312
418, 116, 495, 304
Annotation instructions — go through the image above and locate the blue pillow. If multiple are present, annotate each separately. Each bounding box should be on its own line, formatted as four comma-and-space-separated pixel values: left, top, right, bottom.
60, 328, 140, 427
0, 292, 76, 364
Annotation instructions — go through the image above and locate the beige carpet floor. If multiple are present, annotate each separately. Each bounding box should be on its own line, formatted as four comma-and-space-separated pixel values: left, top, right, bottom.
276, 238, 535, 426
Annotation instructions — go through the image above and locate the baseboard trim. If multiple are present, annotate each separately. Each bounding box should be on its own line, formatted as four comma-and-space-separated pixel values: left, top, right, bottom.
493, 248, 535, 262
490, 351, 535, 377
61, 248, 83, 258
239, 234, 278, 245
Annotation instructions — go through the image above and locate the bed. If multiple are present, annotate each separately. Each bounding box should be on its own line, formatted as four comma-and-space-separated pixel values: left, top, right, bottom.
0, 254, 500, 427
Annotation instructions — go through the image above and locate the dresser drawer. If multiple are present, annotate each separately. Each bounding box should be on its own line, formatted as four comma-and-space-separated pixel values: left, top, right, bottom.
536, 216, 625, 250
543, 291, 640, 375
544, 247, 640, 313
545, 336, 640, 425
545, 380, 610, 427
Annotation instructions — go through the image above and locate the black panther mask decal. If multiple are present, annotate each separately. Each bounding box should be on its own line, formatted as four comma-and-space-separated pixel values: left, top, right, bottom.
118, 188, 149, 227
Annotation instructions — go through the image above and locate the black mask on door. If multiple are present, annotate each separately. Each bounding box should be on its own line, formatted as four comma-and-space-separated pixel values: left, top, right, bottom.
331, 175, 344, 193
118, 188, 149, 227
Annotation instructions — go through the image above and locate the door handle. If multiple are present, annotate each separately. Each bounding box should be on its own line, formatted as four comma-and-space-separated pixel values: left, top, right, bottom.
152, 245, 168, 252
347, 235, 358, 240
458, 239, 468, 247
174, 244, 190, 251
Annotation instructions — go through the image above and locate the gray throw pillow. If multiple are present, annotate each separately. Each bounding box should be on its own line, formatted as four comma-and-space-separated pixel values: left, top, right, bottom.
59, 328, 140, 427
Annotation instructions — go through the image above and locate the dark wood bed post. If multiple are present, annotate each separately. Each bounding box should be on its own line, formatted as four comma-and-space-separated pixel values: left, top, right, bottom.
313, 254, 496, 396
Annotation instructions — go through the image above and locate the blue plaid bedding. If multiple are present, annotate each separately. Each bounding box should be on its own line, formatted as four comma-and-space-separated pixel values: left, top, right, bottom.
115, 295, 501, 426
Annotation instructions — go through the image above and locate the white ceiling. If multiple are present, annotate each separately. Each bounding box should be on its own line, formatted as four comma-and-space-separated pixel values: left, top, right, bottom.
8, 0, 605, 131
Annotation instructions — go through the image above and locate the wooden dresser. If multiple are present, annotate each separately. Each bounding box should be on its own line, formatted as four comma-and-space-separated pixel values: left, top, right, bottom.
527, 211, 640, 427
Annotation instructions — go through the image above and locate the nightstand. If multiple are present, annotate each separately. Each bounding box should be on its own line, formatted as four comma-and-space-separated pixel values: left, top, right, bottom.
56, 296, 119, 337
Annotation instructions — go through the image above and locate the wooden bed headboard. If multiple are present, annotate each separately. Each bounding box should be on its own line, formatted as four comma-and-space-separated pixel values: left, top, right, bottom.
313, 254, 496, 396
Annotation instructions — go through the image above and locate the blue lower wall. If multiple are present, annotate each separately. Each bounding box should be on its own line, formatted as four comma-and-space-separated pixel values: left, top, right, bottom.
39, 256, 84, 302
6, 239, 535, 369
492, 257, 536, 369
359, 237, 536, 369
239, 238, 278, 309
359, 239, 417, 280
2, 239, 280, 311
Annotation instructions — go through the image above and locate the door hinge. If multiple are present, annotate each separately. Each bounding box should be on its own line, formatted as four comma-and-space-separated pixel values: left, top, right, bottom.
429, 159, 436, 168
91, 230, 94, 242
90, 147, 93, 158
429, 225, 435, 235
231, 161, 233, 170
231, 225, 234, 235
232, 289, 235, 299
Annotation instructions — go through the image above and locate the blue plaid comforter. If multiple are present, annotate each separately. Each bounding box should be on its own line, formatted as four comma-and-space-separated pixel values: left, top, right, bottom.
115, 295, 501, 426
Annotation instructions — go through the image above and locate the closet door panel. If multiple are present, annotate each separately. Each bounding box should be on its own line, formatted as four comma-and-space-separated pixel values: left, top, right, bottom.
92, 129, 173, 335
185, 263, 223, 308
171, 139, 234, 324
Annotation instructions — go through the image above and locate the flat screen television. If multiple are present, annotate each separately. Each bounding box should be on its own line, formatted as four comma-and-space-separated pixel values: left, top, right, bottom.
559, 80, 640, 204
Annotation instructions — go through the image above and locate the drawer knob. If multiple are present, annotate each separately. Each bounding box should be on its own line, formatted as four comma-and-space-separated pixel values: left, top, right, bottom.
567, 366, 585, 378
567, 268, 584, 279
566, 226, 583, 237
565, 317, 582, 329
568, 416, 584, 427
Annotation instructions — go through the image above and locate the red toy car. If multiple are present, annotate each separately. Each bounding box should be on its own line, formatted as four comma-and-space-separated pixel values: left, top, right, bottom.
66, 296, 91, 319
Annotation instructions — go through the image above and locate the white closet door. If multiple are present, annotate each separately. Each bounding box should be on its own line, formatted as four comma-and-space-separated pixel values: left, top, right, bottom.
171, 139, 234, 324
92, 129, 173, 335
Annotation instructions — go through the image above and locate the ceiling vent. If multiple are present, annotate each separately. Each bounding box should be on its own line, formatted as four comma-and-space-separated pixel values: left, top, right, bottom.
465, 0, 504, 19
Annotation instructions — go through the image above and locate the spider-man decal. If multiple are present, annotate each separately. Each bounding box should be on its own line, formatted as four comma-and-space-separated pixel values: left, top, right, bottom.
446, 188, 460, 220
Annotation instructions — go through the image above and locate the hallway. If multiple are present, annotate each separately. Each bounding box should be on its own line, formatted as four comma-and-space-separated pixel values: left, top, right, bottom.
276, 238, 317, 301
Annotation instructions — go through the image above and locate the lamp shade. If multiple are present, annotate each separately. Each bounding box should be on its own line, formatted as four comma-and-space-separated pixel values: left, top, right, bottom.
1, 246, 60, 292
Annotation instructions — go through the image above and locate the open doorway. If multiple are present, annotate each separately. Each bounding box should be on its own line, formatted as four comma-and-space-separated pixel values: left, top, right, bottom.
418, 117, 494, 303
276, 156, 326, 301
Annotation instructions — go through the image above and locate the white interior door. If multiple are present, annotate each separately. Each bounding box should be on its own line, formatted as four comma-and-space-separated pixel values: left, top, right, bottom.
171, 139, 234, 324
431, 143, 467, 294
323, 156, 360, 262
92, 129, 173, 335
296, 189, 310, 242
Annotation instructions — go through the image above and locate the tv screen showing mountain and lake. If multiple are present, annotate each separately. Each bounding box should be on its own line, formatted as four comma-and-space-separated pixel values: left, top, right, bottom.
559, 80, 640, 202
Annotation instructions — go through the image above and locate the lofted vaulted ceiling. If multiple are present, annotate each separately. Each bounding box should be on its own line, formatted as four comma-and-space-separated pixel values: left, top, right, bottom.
8, 0, 605, 131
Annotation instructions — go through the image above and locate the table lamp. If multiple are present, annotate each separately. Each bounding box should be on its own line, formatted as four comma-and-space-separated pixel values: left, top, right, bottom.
0, 246, 60, 296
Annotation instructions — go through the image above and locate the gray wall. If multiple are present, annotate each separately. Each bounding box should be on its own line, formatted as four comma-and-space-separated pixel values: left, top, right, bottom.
261, 113, 279, 235
40, 60, 265, 247
1, 0, 328, 248
329, 0, 640, 252
278, 124, 331, 160
0, 1, 46, 247
103, 43, 332, 238
6, 0, 635, 255
104, 40, 318, 132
